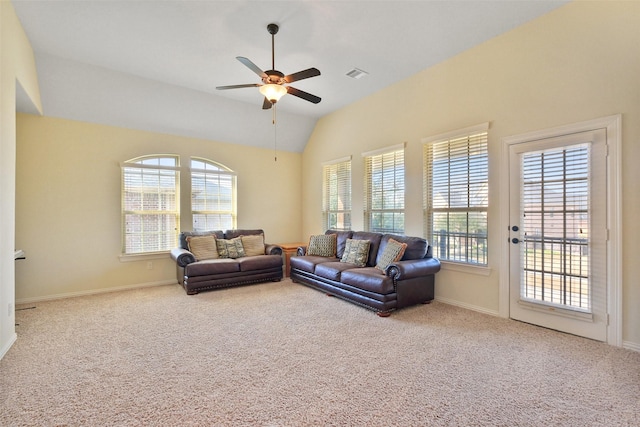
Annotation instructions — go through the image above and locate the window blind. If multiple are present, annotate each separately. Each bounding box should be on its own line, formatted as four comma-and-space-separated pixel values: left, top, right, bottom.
322, 157, 352, 230
122, 156, 179, 254
520, 144, 591, 310
424, 130, 488, 264
191, 158, 236, 231
364, 147, 405, 233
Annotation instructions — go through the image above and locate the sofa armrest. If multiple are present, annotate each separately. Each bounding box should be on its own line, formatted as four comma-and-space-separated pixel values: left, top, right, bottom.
385, 257, 441, 281
265, 244, 282, 256
170, 248, 196, 267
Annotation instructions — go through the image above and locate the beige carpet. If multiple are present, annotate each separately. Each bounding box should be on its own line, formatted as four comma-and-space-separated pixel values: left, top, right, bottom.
1, 280, 638, 426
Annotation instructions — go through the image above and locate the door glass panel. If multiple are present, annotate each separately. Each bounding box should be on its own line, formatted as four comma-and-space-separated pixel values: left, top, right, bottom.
520, 143, 590, 312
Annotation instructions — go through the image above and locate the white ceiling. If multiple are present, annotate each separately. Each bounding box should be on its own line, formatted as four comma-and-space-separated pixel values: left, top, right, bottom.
12, 0, 568, 152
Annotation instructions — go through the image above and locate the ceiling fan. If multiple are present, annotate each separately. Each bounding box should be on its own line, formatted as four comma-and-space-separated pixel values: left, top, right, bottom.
216, 23, 321, 110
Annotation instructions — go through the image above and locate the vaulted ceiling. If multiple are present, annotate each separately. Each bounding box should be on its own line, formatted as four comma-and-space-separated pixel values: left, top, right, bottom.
13, 0, 568, 152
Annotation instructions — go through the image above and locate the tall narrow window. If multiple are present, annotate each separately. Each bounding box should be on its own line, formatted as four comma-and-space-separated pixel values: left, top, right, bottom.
424, 124, 489, 265
322, 156, 352, 230
363, 144, 405, 233
122, 155, 179, 254
191, 158, 236, 231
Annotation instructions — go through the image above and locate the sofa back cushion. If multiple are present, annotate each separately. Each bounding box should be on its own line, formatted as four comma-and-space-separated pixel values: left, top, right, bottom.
378, 234, 428, 263
351, 231, 383, 267
179, 230, 224, 250
325, 230, 353, 258
224, 229, 265, 239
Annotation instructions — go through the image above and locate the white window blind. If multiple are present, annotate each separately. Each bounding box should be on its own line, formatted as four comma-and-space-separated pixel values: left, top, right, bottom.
424, 127, 488, 265
364, 146, 405, 233
190, 158, 236, 231
122, 156, 179, 254
520, 144, 590, 310
322, 157, 352, 230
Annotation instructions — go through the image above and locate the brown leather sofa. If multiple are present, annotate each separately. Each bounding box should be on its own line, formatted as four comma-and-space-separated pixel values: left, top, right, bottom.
170, 229, 283, 295
290, 230, 441, 316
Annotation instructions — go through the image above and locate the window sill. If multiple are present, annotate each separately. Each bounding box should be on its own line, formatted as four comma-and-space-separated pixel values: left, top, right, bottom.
119, 252, 170, 263
440, 260, 491, 276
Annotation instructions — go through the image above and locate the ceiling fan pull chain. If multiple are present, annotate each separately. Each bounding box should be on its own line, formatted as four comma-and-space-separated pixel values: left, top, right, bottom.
273, 105, 278, 162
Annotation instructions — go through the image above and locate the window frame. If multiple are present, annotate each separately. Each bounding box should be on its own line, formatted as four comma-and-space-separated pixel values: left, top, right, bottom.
423, 123, 489, 267
121, 155, 180, 255
363, 143, 405, 234
322, 156, 352, 231
190, 157, 237, 232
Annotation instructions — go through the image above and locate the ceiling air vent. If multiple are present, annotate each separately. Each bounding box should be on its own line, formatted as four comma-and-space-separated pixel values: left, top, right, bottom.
346, 68, 369, 79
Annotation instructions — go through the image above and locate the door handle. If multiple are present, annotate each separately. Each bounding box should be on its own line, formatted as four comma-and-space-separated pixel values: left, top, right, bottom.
511, 225, 519, 232
512, 238, 520, 244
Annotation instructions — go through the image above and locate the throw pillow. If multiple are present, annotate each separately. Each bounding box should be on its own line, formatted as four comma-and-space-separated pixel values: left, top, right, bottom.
186, 235, 219, 261
216, 237, 246, 259
340, 239, 371, 267
375, 238, 408, 271
307, 234, 337, 257
241, 234, 265, 256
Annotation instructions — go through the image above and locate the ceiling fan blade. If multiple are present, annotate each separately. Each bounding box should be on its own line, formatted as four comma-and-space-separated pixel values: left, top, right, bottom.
286, 86, 321, 104
262, 97, 273, 110
216, 83, 260, 90
284, 68, 321, 83
236, 57, 267, 79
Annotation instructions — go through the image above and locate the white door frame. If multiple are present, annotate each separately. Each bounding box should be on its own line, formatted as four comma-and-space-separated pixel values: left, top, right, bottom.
499, 115, 622, 347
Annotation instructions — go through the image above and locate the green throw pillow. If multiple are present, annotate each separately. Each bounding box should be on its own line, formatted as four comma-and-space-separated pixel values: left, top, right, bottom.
340, 239, 371, 267
216, 237, 245, 259
375, 238, 408, 271
307, 234, 337, 257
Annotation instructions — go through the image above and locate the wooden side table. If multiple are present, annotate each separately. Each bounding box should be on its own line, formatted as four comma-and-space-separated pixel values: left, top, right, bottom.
279, 242, 305, 277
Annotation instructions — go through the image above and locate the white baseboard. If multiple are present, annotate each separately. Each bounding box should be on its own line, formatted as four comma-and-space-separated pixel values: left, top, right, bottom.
16, 280, 178, 305
0, 333, 17, 360
623, 341, 640, 353
435, 296, 501, 317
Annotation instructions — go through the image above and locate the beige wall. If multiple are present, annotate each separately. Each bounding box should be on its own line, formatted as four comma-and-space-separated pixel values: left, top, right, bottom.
15, 115, 302, 302
302, 2, 640, 347
0, 0, 42, 358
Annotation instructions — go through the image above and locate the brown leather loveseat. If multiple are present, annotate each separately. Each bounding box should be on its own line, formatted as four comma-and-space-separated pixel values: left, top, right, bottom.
290, 230, 441, 316
170, 229, 283, 295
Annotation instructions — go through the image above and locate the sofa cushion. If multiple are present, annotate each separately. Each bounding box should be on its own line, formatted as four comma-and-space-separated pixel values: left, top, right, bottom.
180, 230, 224, 250
351, 231, 383, 267
307, 234, 337, 257
237, 254, 283, 272
216, 237, 245, 259
290, 255, 338, 273
241, 234, 265, 256
340, 239, 371, 267
184, 258, 240, 276
379, 234, 428, 261
224, 229, 264, 239
340, 268, 395, 294
314, 261, 358, 282
186, 235, 219, 261
375, 238, 407, 271
325, 230, 353, 258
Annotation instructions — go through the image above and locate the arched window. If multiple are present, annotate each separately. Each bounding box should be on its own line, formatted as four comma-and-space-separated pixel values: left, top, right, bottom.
190, 157, 236, 231
121, 155, 237, 255
121, 155, 180, 254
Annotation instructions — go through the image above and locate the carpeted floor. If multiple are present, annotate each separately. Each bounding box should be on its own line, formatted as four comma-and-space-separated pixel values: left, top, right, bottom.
1, 280, 639, 426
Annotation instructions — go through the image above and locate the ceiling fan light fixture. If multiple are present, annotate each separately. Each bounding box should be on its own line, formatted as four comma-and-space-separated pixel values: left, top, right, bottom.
259, 84, 287, 103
